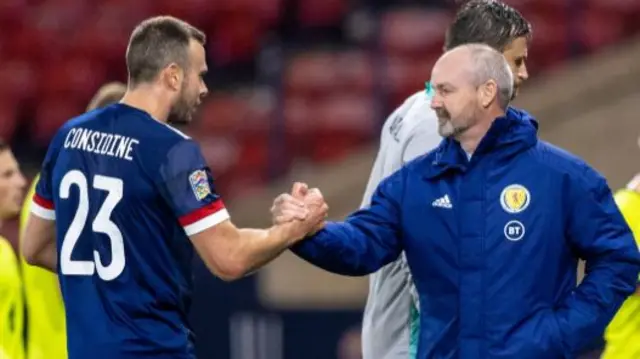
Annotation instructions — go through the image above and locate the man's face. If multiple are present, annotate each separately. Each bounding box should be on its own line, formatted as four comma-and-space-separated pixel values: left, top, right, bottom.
0, 149, 26, 220
501, 36, 529, 99
430, 52, 482, 138
169, 39, 209, 124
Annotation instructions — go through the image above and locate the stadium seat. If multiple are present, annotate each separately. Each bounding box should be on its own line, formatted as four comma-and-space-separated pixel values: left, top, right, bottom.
503, 0, 565, 18
0, 58, 37, 104
206, 13, 261, 66
196, 94, 248, 136
0, 102, 19, 142
380, 8, 450, 57
523, 14, 570, 72
193, 133, 240, 176
284, 52, 339, 97
0, 0, 27, 32
154, 0, 215, 27
282, 95, 315, 158
335, 51, 375, 94
40, 57, 108, 100
311, 93, 376, 163
384, 55, 437, 108
5, 26, 55, 63
33, 96, 83, 146
298, 0, 347, 28
577, 9, 624, 53
195, 133, 270, 199
585, 0, 640, 32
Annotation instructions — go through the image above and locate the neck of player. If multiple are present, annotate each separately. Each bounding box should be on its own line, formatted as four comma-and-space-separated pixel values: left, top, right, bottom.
120, 85, 171, 124
456, 109, 505, 155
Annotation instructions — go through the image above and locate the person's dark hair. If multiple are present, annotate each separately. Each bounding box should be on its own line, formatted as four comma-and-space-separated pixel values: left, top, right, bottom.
126, 16, 206, 86
445, 0, 532, 51
0, 138, 7, 152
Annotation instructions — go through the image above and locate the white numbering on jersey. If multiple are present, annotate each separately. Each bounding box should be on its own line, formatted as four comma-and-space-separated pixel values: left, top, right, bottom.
59, 170, 125, 281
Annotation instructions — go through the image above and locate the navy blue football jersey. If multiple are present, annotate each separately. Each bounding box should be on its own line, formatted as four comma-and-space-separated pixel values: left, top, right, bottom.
30, 104, 229, 359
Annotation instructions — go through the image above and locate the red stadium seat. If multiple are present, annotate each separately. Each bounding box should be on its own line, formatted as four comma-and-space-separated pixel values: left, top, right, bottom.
196, 94, 248, 136
154, 0, 217, 27
523, 14, 570, 72
0, 0, 28, 32
298, 0, 347, 28
0, 59, 37, 104
577, 9, 624, 53
335, 51, 374, 94
282, 95, 315, 158
503, 0, 565, 18
380, 8, 450, 57
238, 88, 274, 135
33, 96, 83, 145
194, 134, 241, 177
207, 13, 261, 66
384, 55, 437, 108
193, 133, 270, 199
5, 26, 59, 63
284, 52, 339, 97
251, 0, 282, 27
311, 93, 376, 163
40, 57, 108, 100
0, 102, 19, 142
585, 0, 640, 32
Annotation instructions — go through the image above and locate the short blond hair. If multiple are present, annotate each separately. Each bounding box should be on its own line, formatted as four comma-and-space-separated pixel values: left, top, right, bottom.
86, 82, 127, 111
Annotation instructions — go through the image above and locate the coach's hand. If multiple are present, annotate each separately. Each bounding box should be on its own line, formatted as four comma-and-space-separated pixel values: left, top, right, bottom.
271, 182, 328, 240
627, 173, 640, 193
271, 182, 309, 224
300, 186, 328, 235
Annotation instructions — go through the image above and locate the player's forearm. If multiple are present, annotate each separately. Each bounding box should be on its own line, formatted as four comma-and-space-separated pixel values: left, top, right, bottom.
22, 215, 58, 272
232, 226, 297, 278
24, 237, 57, 272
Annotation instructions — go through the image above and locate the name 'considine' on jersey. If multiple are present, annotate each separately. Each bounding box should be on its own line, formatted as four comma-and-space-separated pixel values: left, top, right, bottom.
63, 127, 140, 161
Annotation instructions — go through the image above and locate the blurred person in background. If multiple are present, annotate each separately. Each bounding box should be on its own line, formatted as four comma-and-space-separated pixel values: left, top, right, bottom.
0, 138, 28, 359
18, 81, 126, 359
273, 44, 640, 359
356, 1, 531, 358
601, 169, 640, 359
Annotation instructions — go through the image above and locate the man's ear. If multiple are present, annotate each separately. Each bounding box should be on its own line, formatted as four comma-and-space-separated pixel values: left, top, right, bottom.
164, 63, 183, 91
480, 80, 498, 108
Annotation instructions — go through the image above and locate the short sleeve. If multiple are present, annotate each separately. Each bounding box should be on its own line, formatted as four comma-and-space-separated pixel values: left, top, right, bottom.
31, 143, 58, 221
157, 139, 230, 236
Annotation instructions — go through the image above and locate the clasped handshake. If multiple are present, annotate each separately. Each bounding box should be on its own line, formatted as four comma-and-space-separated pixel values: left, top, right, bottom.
270, 182, 329, 242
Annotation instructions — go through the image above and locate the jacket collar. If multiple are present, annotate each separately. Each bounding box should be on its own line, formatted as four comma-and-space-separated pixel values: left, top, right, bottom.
424, 107, 539, 179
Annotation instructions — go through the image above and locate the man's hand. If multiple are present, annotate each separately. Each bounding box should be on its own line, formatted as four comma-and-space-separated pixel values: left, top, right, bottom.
271, 182, 329, 243
627, 173, 640, 193
271, 182, 310, 224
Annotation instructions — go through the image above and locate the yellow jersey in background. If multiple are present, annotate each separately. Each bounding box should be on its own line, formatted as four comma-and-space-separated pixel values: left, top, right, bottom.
18, 175, 67, 359
0, 237, 24, 359
602, 188, 640, 359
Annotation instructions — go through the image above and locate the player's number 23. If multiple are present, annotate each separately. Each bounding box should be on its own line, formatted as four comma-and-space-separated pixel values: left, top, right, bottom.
59, 170, 125, 281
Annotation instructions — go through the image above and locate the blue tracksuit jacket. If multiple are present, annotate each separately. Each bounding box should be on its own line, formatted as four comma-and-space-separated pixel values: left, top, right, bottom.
291, 108, 640, 359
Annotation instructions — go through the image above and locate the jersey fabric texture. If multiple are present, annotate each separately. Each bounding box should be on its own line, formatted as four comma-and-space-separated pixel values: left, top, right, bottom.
361, 90, 440, 359
30, 104, 229, 359
19, 173, 68, 359
292, 107, 640, 359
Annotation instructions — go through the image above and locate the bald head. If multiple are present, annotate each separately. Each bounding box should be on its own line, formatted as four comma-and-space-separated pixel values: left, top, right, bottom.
434, 43, 514, 109
430, 43, 515, 141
